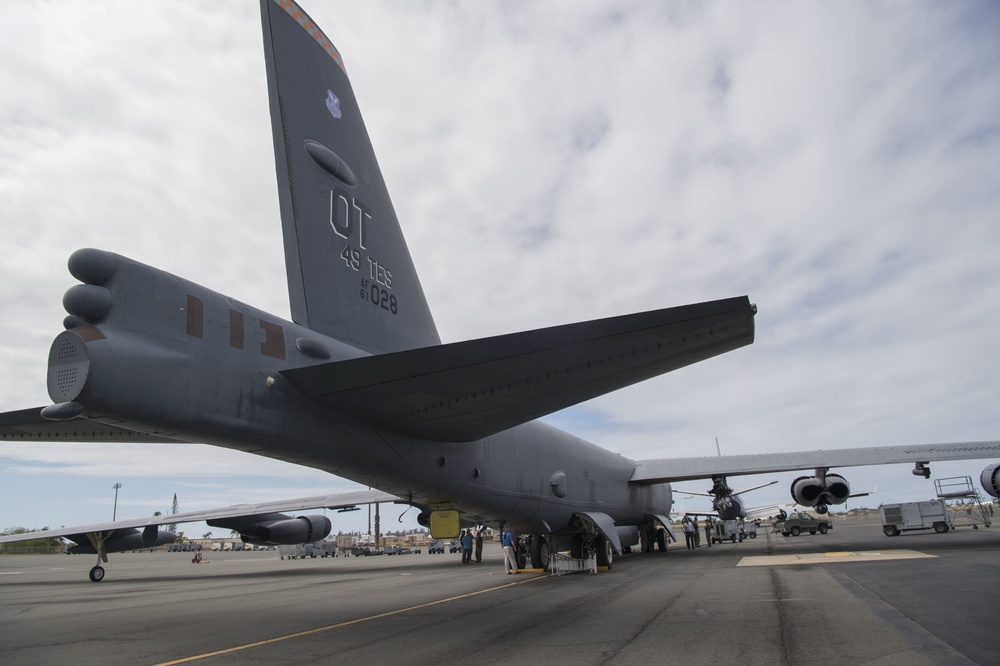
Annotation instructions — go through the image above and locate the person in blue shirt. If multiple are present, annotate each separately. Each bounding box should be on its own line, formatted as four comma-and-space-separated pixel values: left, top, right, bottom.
501, 530, 519, 574
460, 529, 474, 563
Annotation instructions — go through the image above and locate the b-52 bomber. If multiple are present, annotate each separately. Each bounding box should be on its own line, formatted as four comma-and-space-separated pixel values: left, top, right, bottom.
2, 0, 999, 582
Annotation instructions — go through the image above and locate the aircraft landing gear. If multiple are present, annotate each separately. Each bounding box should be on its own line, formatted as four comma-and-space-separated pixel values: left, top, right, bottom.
88, 539, 109, 583
529, 535, 550, 571
595, 535, 613, 570
655, 528, 669, 552
515, 538, 529, 570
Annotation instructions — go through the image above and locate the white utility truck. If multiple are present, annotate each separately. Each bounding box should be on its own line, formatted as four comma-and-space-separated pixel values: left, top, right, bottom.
879, 500, 951, 536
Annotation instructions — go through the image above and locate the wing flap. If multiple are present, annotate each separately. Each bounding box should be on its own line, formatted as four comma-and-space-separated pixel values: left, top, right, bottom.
282, 296, 756, 442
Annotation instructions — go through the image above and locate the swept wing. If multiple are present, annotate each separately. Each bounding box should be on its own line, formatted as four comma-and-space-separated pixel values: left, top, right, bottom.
631, 441, 1000, 483
0, 488, 399, 545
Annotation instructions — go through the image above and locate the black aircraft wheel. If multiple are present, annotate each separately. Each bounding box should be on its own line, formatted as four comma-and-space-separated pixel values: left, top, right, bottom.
790, 526, 801, 537
530, 536, 550, 570
89, 565, 106, 583
595, 535, 613, 570
656, 529, 669, 552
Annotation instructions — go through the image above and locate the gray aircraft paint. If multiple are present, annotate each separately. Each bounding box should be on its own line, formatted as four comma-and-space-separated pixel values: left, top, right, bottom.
2, 0, 998, 569
262, 0, 439, 354
0, 1, 754, 550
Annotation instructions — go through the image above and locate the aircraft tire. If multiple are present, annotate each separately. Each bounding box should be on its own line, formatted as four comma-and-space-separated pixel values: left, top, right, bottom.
530, 535, 550, 570
656, 529, 669, 552
595, 535, 613, 570
89, 565, 105, 583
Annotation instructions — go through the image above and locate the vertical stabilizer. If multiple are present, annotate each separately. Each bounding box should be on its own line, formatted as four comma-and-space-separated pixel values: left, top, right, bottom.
260, 0, 440, 353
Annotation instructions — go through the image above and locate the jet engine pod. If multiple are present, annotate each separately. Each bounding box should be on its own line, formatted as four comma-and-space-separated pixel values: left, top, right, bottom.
107, 528, 176, 552
819, 473, 851, 505
981, 463, 1000, 498
791, 474, 851, 508
791, 476, 824, 507
64, 528, 176, 554
247, 515, 332, 545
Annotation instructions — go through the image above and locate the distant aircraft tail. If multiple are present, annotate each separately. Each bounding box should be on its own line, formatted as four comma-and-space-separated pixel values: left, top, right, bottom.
260, 0, 440, 354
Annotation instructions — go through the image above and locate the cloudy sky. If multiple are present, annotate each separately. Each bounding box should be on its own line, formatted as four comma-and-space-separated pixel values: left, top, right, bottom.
2, 1, 999, 537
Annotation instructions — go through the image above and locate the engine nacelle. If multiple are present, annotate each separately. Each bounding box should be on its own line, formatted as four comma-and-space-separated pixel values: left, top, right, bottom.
239, 515, 332, 546
66, 526, 176, 554
790, 473, 851, 508
791, 476, 822, 506
980, 463, 1000, 499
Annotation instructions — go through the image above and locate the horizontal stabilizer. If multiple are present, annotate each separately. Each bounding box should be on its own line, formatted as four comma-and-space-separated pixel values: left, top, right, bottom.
282, 296, 756, 442
0, 407, 181, 443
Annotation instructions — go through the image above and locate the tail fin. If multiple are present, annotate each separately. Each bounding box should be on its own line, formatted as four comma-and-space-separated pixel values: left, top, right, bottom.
260, 0, 440, 353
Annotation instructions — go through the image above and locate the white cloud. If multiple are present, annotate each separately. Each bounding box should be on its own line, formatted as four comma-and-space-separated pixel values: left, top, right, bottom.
2, 1, 999, 531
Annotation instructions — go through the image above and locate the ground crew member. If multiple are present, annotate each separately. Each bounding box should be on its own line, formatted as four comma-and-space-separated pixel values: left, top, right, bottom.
501, 530, 519, 574
460, 529, 473, 563
681, 517, 695, 549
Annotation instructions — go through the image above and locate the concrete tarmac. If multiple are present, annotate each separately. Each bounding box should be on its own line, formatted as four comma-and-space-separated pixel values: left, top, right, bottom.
1, 515, 996, 665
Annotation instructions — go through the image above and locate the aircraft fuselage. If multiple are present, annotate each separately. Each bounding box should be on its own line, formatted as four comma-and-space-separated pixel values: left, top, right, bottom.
52, 249, 672, 537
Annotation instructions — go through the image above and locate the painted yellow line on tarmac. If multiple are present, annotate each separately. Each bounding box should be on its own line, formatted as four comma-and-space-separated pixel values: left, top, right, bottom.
737, 549, 935, 567
154, 574, 547, 665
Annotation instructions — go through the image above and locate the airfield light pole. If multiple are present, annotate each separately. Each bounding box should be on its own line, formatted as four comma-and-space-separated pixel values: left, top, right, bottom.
112, 483, 122, 521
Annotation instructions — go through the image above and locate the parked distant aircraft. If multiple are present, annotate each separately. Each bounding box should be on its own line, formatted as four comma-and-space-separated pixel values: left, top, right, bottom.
677, 477, 779, 521
2, 0, 999, 582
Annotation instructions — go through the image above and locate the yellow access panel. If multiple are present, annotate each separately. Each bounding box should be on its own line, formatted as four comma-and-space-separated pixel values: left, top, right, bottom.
429, 510, 460, 538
